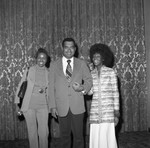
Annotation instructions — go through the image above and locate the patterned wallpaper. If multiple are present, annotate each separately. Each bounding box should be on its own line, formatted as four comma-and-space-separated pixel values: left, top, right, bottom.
0, 0, 147, 140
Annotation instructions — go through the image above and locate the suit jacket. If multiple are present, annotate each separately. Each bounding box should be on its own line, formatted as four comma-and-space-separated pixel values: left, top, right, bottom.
49, 57, 92, 117
14, 65, 50, 112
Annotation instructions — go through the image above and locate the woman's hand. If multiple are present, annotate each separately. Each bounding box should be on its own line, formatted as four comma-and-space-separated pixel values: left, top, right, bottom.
87, 87, 93, 95
16, 104, 20, 113
16, 104, 23, 116
114, 117, 119, 126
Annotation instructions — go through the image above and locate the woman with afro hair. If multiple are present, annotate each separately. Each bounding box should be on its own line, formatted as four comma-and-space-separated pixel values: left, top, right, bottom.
88, 43, 120, 148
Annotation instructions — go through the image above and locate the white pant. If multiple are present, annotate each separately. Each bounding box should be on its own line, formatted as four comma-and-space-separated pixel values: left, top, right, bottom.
89, 123, 118, 148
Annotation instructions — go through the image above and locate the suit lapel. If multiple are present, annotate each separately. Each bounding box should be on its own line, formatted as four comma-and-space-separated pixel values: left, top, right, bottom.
29, 66, 36, 83
57, 58, 66, 79
71, 58, 80, 81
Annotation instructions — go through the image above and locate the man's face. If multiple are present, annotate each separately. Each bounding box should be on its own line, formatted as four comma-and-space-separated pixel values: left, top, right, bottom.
62, 41, 76, 59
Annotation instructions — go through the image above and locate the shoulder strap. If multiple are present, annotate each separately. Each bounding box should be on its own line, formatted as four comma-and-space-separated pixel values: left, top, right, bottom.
25, 67, 29, 80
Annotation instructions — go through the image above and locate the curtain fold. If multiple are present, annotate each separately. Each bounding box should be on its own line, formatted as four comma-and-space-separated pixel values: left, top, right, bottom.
0, 0, 147, 140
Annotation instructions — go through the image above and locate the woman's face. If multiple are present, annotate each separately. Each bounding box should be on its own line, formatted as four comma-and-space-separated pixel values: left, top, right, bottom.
37, 53, 47, 67
92, 53, 103, 67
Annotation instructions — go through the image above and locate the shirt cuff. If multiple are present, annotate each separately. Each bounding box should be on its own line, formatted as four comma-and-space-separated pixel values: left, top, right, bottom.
81, 90, 86, 95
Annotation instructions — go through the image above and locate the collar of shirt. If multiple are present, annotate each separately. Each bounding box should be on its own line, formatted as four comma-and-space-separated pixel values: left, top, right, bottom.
62, 56, 74, 75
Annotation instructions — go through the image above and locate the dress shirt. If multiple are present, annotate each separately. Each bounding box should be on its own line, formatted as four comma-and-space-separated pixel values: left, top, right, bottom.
62, 56, 74, 75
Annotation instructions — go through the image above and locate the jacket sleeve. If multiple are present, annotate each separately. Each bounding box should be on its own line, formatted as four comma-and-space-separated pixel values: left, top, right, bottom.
14, 68, 29, 104
49, 62, 56, 109
46, 68, 51, 112
111, 70, 120, 117
82, 61, 93, 93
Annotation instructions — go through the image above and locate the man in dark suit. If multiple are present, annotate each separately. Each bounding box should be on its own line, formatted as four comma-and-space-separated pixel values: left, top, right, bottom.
49, 38, 92, 148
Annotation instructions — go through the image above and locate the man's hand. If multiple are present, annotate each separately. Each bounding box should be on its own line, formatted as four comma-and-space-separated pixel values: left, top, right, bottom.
51, 108, 58, 119
72, 82, 84, 92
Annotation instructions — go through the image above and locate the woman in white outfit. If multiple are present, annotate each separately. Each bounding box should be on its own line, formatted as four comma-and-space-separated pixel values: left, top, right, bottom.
88, 43, 120, 148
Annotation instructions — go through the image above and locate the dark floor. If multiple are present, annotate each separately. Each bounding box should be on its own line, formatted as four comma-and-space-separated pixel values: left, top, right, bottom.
117, 131, 150, 148
0, 131, 150, 148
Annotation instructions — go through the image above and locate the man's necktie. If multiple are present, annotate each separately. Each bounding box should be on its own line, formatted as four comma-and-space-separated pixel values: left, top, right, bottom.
66, 60, 72, 82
